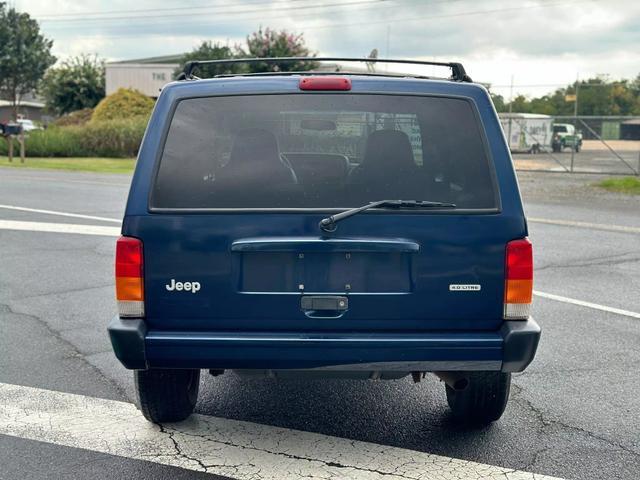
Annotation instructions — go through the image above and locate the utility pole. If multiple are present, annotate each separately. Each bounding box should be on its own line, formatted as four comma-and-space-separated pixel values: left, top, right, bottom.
385, 25, 390, 72
570, 73, 579, 172
507, 75, 514, 148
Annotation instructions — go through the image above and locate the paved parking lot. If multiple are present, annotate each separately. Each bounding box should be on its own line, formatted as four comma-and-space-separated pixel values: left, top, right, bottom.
513, 141, 640, 175
1, 168, 639, 479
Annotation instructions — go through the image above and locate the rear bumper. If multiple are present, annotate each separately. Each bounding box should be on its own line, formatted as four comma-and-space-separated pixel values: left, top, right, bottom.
108, 317, 540, 373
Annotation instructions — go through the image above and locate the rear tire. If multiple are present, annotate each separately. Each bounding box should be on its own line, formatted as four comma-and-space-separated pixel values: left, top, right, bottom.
445, 372, 510, 425
135, 368, 200, 422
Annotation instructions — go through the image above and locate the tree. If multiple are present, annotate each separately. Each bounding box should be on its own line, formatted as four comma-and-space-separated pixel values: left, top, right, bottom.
0, 3, 56, 120
509, 95, 531, 113
499, 74, 640, 117
92, 88, 154, 123
489, 93, 506, 112
40, 54, 105, 116
175, 41, 242, 79
242, 27, 317, 72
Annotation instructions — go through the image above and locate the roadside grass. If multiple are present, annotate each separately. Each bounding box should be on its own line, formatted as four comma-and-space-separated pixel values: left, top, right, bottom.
0, 156, 135, 174
597, 177, 640, 195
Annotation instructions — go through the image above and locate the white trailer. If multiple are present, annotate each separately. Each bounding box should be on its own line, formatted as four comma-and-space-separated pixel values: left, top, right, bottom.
498, 113, 553, 153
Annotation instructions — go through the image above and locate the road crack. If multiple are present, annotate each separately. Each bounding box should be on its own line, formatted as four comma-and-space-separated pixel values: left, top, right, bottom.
159, 424, 421, 479
0, 301, 128, 402
511, 383, 640, 464
536, 251, 640, 272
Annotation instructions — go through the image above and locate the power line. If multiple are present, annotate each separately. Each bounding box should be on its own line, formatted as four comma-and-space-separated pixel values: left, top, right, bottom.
492, 82, 633, 88
34, 0, 319, 18
38, 0, 575, 34
38, 0, 396, 24
38, 0, 433, 34
301, 0, 584, 30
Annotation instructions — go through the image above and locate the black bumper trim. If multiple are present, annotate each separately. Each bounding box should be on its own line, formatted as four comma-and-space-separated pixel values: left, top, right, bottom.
107, 316, 147, 370
500, 318, 541, 372
107, 316, 540, 372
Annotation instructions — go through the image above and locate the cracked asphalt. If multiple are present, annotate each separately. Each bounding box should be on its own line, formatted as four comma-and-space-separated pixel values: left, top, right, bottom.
1, 168, 639, 479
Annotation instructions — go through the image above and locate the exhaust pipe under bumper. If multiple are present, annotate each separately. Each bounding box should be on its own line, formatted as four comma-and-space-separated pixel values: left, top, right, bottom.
434, 372, 470, 391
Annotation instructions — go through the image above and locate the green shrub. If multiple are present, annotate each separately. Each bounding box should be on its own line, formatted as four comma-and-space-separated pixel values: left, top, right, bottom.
53, 108, 94, 127
0, 116, 148, 158
92, 88, 154, 123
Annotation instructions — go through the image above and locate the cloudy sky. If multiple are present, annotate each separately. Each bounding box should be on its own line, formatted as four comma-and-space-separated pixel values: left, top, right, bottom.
14, 0, 640, 98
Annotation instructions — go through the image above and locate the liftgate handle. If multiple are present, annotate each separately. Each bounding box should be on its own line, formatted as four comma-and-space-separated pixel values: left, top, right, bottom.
300, 296, 348, 319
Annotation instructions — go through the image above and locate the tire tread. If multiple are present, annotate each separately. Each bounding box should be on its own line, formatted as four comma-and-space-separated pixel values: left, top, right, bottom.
445, 371, 510, 425
135, 369, 200, 423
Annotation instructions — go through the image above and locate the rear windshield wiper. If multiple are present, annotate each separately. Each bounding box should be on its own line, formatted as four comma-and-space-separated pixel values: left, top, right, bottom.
319, 199, 456, 232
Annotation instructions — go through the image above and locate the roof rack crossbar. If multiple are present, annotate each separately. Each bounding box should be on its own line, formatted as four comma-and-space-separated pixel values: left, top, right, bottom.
180, 57, 472, 82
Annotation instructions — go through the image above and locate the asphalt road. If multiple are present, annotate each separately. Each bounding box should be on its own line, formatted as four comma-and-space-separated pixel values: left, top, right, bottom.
1, 168, 639, 479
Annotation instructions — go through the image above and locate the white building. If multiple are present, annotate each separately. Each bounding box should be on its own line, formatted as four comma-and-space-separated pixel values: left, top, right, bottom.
106, 54, 181, 98
106, 55, 422, 98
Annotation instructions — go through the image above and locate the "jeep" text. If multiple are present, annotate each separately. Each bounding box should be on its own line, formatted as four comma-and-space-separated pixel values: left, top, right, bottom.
165, 279, 201, 293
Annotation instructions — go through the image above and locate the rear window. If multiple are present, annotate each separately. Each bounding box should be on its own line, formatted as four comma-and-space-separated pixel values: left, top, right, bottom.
152, 94, 496, 209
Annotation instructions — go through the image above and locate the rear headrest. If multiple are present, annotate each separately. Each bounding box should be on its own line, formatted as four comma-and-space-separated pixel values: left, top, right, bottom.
363, 130, 415, 170
229, 128, 281, 166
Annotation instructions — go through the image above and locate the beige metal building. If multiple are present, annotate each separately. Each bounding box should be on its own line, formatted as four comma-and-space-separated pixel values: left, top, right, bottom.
106, 54, 182, 98
106, 55, 417, 98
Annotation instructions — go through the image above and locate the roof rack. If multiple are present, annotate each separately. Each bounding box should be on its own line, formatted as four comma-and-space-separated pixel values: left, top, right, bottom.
178, 57, 472, 82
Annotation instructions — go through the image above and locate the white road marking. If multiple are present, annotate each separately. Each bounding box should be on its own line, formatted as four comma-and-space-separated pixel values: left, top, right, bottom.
0, 220, 120, 237
0, 382, 561, 480
534, 290, 640, 319
1, 202, 638, 235
0, 204, 121, 223
0, 173, 130, 187
529, 217, 640, 234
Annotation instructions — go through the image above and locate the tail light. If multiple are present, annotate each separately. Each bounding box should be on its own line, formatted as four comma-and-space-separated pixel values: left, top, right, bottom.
115, 236, 144, 318
504, 238, 533, 320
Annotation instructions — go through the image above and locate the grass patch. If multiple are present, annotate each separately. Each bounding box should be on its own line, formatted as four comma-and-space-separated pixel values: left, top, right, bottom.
0, 156, 135, 174
597, 177, 640, 195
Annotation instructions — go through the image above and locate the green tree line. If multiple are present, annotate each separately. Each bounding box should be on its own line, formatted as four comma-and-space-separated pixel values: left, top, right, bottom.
491, 75, 640, 116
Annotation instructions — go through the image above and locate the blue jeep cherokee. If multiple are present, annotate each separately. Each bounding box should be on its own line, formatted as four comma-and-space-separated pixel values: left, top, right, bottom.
109, 57, 540, 426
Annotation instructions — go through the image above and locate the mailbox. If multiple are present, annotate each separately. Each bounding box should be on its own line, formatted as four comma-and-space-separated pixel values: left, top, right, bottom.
4, 123, 23, 135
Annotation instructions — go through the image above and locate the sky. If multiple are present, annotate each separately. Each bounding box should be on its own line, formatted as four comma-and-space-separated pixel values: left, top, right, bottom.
13, 0, 640, 99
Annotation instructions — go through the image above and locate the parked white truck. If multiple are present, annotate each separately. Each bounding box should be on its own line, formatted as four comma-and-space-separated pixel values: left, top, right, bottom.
498, 113, 553, 153
551, 123, 583, 152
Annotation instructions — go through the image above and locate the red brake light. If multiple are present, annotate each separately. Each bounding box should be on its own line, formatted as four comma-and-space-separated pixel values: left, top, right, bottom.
506, 238, 533, 280
115, 236, 144, 318
116, 237, 143, 278
299, 76, 351, 91
504, 238, 533, 319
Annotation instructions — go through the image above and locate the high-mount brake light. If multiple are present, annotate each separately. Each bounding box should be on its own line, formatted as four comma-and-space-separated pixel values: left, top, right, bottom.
504, 238, 533, 320
299, 76, 351, 91
115, 236, 144, 318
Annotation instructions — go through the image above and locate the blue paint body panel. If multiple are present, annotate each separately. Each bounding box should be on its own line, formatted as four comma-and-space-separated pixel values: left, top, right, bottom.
112, 74, 537, 373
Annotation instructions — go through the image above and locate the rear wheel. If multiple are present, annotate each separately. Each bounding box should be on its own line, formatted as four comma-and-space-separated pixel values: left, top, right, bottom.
135, 368, 200, 422
445, 372, 510, 425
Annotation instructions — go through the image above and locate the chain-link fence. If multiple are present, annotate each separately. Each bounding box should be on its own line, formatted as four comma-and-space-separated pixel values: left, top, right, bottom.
500, 114, 640, 175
